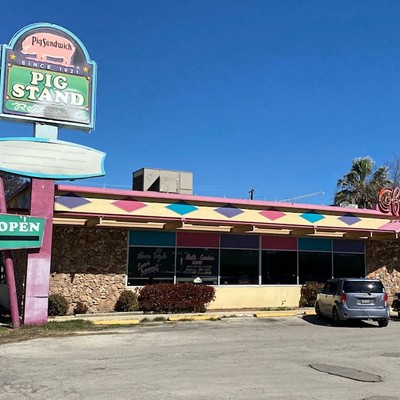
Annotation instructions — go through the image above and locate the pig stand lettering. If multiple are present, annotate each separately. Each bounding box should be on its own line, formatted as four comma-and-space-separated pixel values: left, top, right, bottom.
11, 71, 85, 106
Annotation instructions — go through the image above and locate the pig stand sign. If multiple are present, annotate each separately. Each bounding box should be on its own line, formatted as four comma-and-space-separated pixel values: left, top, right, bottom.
0, 23, 96, 131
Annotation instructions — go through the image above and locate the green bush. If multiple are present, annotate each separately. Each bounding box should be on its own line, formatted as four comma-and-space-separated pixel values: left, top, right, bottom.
115, 290, 140, 312
138, 283, 216, 314
48, 294, 69, 316
74, 301, 88, 315
299, 281, 324, 307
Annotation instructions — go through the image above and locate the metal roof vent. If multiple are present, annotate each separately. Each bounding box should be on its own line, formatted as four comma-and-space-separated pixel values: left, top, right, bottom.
132, 168, 193, 195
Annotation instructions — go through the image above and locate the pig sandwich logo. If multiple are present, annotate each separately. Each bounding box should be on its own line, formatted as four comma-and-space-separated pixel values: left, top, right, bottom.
0, 23, 96, 131
21, 33, 76, 67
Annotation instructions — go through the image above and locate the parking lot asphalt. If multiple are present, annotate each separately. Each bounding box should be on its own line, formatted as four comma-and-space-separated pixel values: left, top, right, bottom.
2, 314, 400, 400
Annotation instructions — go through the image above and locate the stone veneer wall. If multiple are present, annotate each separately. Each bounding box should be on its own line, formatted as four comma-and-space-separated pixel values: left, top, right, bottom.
50, 226, 128, 314
366, 240, 400, 302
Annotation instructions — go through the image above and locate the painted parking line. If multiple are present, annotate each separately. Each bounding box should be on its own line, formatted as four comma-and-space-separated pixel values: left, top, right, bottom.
254, 311, 298, 318
92, 319, 140, 325
168, 315, 220, 322
255, 310, 316, 318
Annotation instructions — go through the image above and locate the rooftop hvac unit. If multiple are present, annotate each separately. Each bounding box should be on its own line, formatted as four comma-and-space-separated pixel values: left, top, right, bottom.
132, 168, 193, 195
339, 202, 358, 209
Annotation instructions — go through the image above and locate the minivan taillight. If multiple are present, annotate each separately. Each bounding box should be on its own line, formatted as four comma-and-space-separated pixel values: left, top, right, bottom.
384, 293, 388, 304
340, 293, 347, 304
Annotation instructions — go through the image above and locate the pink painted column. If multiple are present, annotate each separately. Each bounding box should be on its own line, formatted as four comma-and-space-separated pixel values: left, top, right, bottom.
23, 179, 55, 325
0, 178, 20, 328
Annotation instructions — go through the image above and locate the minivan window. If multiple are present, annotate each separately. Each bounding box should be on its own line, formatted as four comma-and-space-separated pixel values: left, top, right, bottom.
322, 282, 330, 294
330, 281, 338, 294
343, 281, 384, 293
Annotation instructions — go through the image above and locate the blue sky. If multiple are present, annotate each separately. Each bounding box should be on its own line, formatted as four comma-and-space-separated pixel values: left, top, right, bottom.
1, 1, 400, 204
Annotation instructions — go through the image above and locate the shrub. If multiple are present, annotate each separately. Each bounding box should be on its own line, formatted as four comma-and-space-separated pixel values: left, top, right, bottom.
74, 301, 89, 315
299, 281, 324, 307
115, 290, 140, 312
138, 283, 216, 314
48, 294, 69, 316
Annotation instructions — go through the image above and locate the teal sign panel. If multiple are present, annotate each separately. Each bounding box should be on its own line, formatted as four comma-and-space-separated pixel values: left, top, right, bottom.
0, 214, 45, 249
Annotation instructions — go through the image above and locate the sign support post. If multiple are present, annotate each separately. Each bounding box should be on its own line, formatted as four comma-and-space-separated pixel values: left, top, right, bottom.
34, 123, 58, 140
23, 123, 56, 325
0, 178, 20, 329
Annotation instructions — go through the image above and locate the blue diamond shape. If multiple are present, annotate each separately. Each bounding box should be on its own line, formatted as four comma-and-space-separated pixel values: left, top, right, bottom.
215, 204, 244, 218
300, 210, 325, 224
338, 213, 361, 226
55, 193, 91, 209
166, 201, 198, 216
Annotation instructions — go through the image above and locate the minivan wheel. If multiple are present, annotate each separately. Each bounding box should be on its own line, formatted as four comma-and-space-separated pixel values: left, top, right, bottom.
315, 303, 321, 319
332, 308, 340, 325
378, 319, 389, 328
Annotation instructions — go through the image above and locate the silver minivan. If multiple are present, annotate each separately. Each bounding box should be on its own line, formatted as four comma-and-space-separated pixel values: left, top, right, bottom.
315, 278, 390, 327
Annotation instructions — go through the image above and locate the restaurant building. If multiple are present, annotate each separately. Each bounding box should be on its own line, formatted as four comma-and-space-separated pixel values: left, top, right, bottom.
3, 170, 400, 314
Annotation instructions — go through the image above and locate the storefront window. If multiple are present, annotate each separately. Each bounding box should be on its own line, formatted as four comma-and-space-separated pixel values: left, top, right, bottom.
127, 247, 175, 286
262, 250, 297, 284
333, 253, 365, 278
220, 249, 259, 285
176, 248, 218, 284
299, 251, 332, 284
127, 231, 366, 286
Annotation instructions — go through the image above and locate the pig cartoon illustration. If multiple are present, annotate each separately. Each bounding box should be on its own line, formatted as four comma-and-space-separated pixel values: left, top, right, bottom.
21, 33, 76, 67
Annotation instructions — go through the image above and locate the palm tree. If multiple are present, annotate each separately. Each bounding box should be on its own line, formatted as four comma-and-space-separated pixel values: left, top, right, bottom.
334, 157, 391, 209
388, 154, 400, 188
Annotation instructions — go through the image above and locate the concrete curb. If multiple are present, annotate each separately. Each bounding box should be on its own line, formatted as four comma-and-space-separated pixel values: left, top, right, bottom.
49, 308, 317, 326
44, 307, 399, 326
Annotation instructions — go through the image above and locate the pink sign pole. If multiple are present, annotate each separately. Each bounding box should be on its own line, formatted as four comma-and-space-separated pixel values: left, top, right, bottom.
23, 178, 55, 325
0, 177, 20, 329
23, 124, 56, 326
